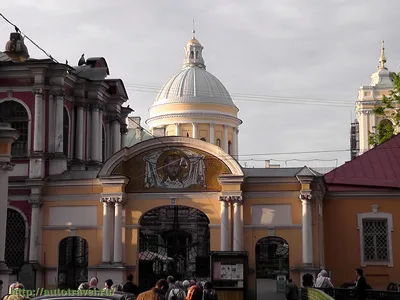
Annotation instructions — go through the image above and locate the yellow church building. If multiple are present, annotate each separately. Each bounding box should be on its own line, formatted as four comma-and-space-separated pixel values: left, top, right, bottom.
1, 30, 329, 300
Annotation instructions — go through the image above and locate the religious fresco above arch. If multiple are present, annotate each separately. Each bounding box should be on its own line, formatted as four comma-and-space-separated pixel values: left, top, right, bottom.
112, 146, 231, 192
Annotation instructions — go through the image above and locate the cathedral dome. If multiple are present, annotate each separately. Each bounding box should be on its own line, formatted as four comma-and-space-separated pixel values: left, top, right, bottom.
153, 66, 237, 107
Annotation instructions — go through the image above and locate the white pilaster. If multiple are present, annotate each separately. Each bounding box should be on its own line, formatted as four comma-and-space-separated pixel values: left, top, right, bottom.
99, 112, 103, 162
54, 90, 64, 154
86, 109, 91, 160
223, 125, 228, 152
90, 106, 100, 162
75, 105, 84, 160
209, 123, 215, 144
112, 120, 121, 154
113, 199, 123, 263
233, 128, 239, 159
175, 123, 180, 136
100, 198, 112, 263
192, 122, 198, 138
233, 198, 243, 251
33, 89, 44, 152
220, 197, 230, 251
28, 195, 41, 262
300, 194, 313, 265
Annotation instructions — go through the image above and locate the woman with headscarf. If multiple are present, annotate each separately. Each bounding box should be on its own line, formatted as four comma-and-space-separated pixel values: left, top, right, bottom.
314, 270, 334, 288
3, 282, 25, 300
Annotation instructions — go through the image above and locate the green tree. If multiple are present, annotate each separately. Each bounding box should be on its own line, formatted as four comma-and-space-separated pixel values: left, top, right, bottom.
368, 72, 400, 146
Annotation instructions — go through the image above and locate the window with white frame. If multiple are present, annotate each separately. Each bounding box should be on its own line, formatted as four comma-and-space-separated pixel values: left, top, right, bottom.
358, 212, 393, 267
362, 219, 389, 261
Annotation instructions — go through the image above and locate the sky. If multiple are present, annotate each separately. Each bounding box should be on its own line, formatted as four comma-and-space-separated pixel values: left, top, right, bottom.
1, 0, 399, 168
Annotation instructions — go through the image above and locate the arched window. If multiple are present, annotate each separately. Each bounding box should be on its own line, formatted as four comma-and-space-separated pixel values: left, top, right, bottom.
187, 132, 190, 137
228, 141, 232, 154
5, 208, 26, 273
190, 51, 194, 59
0, 100, 29, 157
102, 126, 106, 162
200, 138, 206, 141
63, 108, 69, 157
216, 139, 221, 147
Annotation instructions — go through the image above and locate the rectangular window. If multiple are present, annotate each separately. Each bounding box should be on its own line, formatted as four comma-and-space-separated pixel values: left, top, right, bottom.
362, 219, 389, 261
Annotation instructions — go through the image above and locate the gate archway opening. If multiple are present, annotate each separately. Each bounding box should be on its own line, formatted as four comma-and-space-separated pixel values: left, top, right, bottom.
139, 205, 210, 290
255, 236, 289, 279
57, 236, 88, 289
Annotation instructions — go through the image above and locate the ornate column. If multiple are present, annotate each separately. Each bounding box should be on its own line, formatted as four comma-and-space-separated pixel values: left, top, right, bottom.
175, 123, 180, 136
209, 123, 215, 144
113, 196, 124, 264
33, 89, 44, 152
120, 124, 128, 149
223, 125, 228, 152
99, 110, 103, 161
75, 103, 84, 160
233, 128, 239, 159
192, 122, 198, 138
53, 89, 65, 154
219, 196, 230, 251
28, 191, 42, 262
100, 196, 112, 263
300, 193, 313, 265
90, 104, 100, 162
0, 123, 19, 285
111, 119, 121, 154
232, 196, 243, 251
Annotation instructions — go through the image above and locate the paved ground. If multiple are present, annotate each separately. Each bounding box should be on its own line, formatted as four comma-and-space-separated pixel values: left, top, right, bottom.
257, 279, 286, 300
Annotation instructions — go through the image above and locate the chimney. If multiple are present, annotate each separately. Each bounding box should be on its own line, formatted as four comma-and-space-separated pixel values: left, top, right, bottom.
265, 160, 280, 168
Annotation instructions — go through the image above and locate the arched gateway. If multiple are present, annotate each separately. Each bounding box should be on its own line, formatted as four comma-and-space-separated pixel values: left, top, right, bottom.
139, 205, 210, 289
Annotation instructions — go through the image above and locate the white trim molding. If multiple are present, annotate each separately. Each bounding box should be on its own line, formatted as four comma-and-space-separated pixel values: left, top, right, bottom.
357, 211, 394, 267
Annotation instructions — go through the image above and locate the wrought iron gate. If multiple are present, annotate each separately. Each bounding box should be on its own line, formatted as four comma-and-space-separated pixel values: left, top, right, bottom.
57, 236, 88, 289
139, 205, 210, 289
255, 236, 289, 278
5, 208, 26, 273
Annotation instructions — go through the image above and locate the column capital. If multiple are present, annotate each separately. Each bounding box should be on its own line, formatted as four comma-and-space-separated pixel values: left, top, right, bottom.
299, 193, 312, 202
219, 195, 243, 203
192, 122, 198, 126
52, 88, 65, 97
75, 102, 85, 108
210, 123, 214, 127
90, 103, 102, 111
100, 194, 125, 205
33, 88, 44, 96
29, 196, 42, 208
0, 161, 14, 171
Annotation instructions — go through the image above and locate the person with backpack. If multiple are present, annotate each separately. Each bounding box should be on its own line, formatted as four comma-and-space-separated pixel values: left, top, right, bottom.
202, 282, 217, 300
168, 281, 186, 300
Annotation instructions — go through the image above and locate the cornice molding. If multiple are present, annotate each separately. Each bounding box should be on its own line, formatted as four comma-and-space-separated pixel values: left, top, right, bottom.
147, 112, 242, 125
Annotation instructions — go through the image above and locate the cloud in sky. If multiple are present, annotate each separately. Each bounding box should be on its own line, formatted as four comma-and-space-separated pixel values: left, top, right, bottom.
1, 0, 400, 168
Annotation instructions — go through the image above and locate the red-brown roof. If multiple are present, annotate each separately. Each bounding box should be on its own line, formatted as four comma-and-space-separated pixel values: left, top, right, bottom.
324, 134, 400, 190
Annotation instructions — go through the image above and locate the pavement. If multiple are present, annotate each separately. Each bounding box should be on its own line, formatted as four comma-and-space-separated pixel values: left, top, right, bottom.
257, 279, 286, 300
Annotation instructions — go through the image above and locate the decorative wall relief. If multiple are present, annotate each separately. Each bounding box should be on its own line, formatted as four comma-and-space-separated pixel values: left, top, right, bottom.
143, 148, 206, 189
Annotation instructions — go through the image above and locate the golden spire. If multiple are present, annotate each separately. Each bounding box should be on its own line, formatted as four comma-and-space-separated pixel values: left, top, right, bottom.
378, 40, 387, 70
192, 18, 196, 39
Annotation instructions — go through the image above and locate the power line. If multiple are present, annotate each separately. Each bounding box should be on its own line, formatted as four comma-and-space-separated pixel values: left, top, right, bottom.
0, 13, 59, 63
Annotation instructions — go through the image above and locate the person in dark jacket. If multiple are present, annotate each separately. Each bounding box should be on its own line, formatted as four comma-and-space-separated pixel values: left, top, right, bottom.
202, 282, 217, 300
286, 279, 299, 300
354, 268, 368, 300
123, 274, 139, 296
137, 279, 168, 300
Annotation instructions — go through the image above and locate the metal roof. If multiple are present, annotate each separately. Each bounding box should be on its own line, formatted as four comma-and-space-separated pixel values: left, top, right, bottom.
324, 134, 400, 189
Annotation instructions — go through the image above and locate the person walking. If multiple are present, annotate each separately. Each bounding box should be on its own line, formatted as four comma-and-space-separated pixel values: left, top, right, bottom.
286, 279, 299, 300
136, 279, 169, 300
123, 274, 139, 296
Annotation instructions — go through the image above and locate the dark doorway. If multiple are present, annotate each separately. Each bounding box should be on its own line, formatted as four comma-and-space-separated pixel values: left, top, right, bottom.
5, 208, 26, 274
139, 205, 210, 290
57, 236, 88, 289
255, 236, 289, 278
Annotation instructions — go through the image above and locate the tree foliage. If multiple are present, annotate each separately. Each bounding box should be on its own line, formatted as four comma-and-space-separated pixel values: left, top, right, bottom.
368, 72, 400, 146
